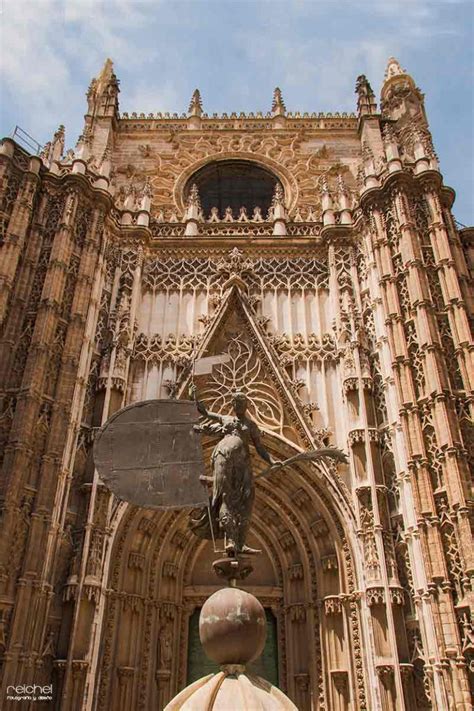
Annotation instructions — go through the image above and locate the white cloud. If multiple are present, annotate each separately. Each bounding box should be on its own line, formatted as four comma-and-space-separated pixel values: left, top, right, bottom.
0, 0, 160, 145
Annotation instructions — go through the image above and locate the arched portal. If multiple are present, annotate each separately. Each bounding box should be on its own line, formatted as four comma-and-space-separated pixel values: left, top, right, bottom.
94, 437, 366, 711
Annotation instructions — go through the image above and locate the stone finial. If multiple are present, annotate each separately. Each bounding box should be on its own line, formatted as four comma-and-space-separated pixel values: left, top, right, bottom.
51, 124, 65, 162
74, 133, 87, 161
188, 89, 203, 117
142, 176, 153, 198
271, 182, 285, 207
319, 175, 330, 195
336, 175, 352, 225
40, 124, 65, 167
223, 206, 234, 222
384, 57, 406, 82
272, 87, 286, 117
187, 183, 201, 209
271, 183, 286, 235
319, 175, 335, 226
336, 173, 348, 197
355, 75, 377, 116
123, 183, 137, 210
39, 142, 52, 164
138, 177, 153, 217
184, 184, 202, 234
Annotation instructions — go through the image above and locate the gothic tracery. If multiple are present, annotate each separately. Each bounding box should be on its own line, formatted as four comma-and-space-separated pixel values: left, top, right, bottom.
0, 57, 472, 711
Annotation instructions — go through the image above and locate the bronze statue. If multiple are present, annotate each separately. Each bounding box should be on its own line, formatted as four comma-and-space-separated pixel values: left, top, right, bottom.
189, 388, 280, 555
94, 384, 347, 566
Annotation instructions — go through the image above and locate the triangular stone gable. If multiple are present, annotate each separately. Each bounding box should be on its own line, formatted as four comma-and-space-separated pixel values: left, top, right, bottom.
178, 284, 320, 449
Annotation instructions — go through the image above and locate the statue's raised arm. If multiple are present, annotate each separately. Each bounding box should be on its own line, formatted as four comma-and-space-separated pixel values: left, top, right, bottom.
189, 384, 224, 424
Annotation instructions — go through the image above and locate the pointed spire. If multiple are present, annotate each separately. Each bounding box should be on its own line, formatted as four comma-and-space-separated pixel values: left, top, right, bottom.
271, 87, 286, 117
319, 175, 330, 195
86, 58, 120, 118
187, 183, 201, 209
40, 124, 65, 167
271, 182, 286, 235
384, 57, 406, 82
336, 174, 352, 224
271, 182, 285, 207
355, 75, 377, 116
188, 89, 203, 117
50, 124, 65, 162
381, 55, 420, 120
336, 173, 349, 197
319, 175, 335, 226
96, 58, 116, 93
138, 177, 153, 215
184, 184, 202, 235
143, 176, 153, 198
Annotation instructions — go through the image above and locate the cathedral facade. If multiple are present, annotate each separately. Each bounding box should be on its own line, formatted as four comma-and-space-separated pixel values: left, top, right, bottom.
0, 58, 472, 710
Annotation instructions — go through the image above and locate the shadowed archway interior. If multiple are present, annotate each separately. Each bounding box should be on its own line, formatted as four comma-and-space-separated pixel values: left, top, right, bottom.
185, 160, 278, 218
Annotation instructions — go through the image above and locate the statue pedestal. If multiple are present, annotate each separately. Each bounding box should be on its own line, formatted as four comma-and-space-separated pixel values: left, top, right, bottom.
156, 669, 171, 709
212, 555, 253, 584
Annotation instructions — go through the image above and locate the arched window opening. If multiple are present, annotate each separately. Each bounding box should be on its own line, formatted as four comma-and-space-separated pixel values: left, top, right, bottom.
185, 160, 279, 220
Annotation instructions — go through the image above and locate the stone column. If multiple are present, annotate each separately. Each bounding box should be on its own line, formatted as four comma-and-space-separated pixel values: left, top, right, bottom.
61, 244, 145, 711
0, 155, 42, 326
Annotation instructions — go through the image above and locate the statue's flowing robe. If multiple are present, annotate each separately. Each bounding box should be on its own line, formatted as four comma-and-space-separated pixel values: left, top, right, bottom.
189, 416, 258, 547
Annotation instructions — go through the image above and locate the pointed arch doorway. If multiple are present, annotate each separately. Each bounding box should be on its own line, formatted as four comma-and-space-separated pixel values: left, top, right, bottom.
94, 437, 366, 711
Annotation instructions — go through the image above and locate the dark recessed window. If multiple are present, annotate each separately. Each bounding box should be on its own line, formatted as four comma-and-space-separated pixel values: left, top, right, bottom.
185, 160, 278, 220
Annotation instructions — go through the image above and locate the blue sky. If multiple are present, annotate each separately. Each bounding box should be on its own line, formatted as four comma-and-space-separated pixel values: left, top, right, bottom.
1, 0, 473, 224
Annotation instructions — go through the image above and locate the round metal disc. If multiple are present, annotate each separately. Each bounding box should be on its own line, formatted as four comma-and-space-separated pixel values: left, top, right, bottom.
93, 399, 208, 510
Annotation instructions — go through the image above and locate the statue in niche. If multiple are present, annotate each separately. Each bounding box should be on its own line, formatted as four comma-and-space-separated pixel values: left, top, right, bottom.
189, 388, 279, 555
158, 621, 173, 670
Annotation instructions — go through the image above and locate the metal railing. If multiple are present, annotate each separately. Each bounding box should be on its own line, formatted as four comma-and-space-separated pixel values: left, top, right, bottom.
10, 125, 42, 155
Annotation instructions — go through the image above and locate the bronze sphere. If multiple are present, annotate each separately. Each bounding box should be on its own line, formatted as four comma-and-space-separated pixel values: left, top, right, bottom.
199, 587, 266, 665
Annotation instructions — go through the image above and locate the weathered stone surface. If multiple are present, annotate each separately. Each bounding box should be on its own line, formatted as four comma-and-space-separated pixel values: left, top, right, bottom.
0, 54, 472, 711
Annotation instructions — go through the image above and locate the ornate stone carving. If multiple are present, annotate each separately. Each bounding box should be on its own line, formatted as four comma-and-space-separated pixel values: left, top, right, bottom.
197, 332, 285, 433
288, 563, 304, 581
324, 596, 343, 615
366, 586, 385, 606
